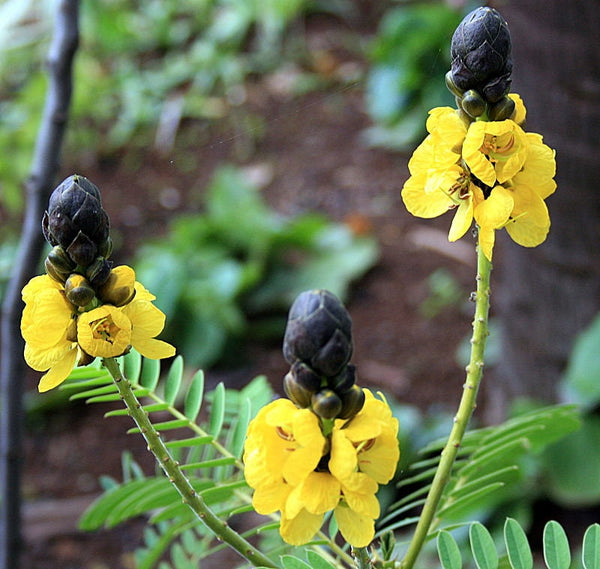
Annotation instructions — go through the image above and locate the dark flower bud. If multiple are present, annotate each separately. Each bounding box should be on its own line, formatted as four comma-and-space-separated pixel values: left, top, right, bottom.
64, 273, 96, 307
290, 361, 323, 393
44, 245, 76, 283
283, 371, 313, 408
328, 364, 356, 393
449, 7, 512, 103
461, 89, 487, 118
487, 95, 516, 122
338, 384, 366, 420
86, 257, 113, 288
283, 289, 353, 378
42, 175, 111, 268
311, 389, 342, 420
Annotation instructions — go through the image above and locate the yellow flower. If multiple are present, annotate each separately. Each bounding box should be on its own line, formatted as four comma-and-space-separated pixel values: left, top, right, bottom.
244, 399, 326, 516
463, 119, 529, 186
21, 266, 176, 391
401, 93, 556, 260
21, 275, 81, 392
243, 390, 399, 547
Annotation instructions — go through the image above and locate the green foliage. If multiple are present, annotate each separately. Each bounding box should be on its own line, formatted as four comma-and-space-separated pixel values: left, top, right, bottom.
63, 351, 347, 569
562, 312, 600, 410
364, 2, 478, 150
419, 268, 465, 318
134, 165, 378, 368
534, 313, 600, 507
381, 405, 581, 537
0, 0, 323, 215
438, 520, 600, 569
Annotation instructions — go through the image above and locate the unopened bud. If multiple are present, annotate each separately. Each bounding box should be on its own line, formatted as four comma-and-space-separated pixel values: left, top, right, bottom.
42, 175, 111, 268
328, 364, 356, 393
283, 371, 313, 408
283, 289, 353, 378
64, 273, 95, 307
449, 7, 512, 104
338, 385, 366, 420
311, 389, 342, 419
461, 89, 487, 118
86, 257, 113, 288
488, 95, 516, 121
290, 361, 322, 393
98, 265, 136, 307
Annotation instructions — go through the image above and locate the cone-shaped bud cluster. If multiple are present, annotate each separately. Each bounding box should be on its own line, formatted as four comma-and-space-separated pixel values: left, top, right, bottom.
446, 7, 515, 121
283, 290, 365, 420
43, 175, 113, 288
43, 175, 112, 285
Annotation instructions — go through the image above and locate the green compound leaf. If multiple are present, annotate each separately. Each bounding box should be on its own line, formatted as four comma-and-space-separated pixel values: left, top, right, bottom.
438, 530, 462, 569
504, 518, 532, 569
140, 356, 161, 390
544, 521, 571, 569
583, 524, 600, 569
306, 550, 337, 569
208, 382, 226, 438
184, 369, 204, 422
164, 355, 184, 405
123, 350, 142, 382
281, 555, 312, 569
470, 522, 498, 569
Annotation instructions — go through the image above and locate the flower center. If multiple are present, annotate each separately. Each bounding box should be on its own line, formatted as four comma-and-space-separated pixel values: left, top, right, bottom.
276, 426, 294, 442
355, 438, 376, 453
91, 315, 120, 345
482, 132, 515, 156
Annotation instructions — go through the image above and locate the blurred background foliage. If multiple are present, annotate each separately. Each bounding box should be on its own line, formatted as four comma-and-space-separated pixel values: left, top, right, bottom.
4, 0, 600, 562
0, 0, 479, 367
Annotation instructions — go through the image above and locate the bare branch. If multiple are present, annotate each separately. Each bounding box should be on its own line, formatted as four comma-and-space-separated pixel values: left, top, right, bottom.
0, 2, 80, 568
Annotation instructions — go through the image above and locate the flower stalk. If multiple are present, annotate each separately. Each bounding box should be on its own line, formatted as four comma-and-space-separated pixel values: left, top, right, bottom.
400, 241, 492, 569
101, 357, 279, 569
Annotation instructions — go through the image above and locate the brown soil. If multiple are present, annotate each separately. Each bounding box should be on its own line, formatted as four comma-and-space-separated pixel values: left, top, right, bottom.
21, 12, 478, 569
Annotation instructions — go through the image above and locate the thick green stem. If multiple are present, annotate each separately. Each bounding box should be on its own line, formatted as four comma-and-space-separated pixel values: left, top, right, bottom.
102, 357, 278, 569
352, 546, 373, 569
400, 246, 492, 569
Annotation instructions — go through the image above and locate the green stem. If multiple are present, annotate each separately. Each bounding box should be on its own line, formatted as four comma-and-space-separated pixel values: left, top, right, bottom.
352, 546, 373, 569
102, 357, 278, 569
400, 245, 492, 569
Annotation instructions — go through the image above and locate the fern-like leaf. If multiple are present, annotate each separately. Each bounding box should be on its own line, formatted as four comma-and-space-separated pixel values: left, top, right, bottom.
383, 405, 580, 535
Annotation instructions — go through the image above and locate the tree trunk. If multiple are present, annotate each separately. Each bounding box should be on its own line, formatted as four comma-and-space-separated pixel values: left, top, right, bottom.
487, 0, 600, 420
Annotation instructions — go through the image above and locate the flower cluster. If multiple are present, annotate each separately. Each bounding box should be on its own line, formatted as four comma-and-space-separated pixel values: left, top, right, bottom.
243, 390, 399, 547
22, 266, 175, 393
21, 175, 175, 392
402, 7, 556, 261
283, 290, 364, 420
401, 96, 556, 260
244, 289, 399, 547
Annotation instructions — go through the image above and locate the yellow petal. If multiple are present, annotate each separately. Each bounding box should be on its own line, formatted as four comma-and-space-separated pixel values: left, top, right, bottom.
505, 186, 550, 247
508, 93, 527, 125
279, 509, 323, 545
358, 428, 400, 484
448, 198, 474, 242
252, 480, 290, 515
463, 122, 497, 187
478, 225, 496, 261
77, 306, 132, 358
334, 503, 374, 548
21, 289, 73, 348
329, 430, 358, 480
475, 186, 514, 229
38, 347, 78, 392
122, 300, 166, 338
288, 472, 340, 516
402, 174, 454, 219
22, 274, 62, 301
131, 337, 175, 360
